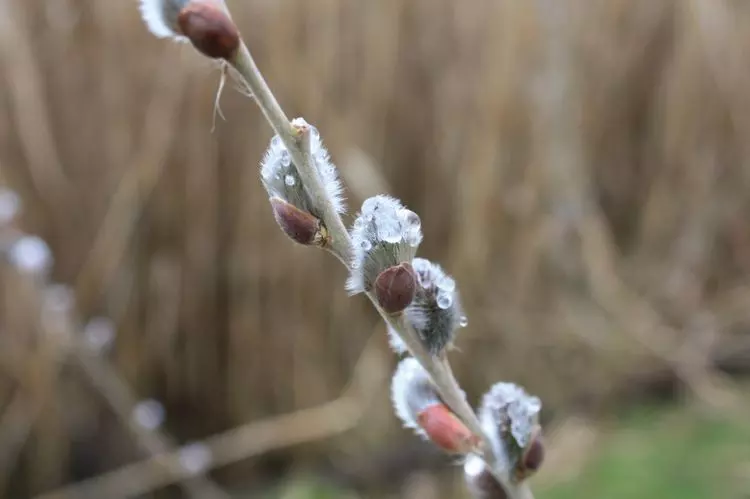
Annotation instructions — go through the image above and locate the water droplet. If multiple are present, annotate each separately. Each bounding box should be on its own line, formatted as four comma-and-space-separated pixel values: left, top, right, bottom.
437, 292, 453, 309
398, 209, 421, 229
437, 276, 456, 292
360, 239, 372, 251
132, 399, 165, 430
84, 317, 116, 352
459, 316, 469, 328
280, 150, 291, 167
377, 219, 401, 244
284, 174, 295, 186
417, 271, 433, 289
179, 442, 213, 475
0, 188, 20, 225
9, 236, 52, 274
382, 231, 402, 244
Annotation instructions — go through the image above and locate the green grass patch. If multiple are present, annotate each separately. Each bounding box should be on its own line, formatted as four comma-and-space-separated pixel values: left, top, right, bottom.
538, 405, 750, 499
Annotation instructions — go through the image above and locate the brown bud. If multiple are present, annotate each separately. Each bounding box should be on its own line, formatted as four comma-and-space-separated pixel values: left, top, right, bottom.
374, 262, 416, 314
177, 1, 240, 60
269, 198, 326, 246
416, 403, 481, 455
516, 427, 544, 480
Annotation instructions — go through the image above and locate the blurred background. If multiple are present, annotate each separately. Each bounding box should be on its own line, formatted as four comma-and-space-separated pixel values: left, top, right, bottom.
0, 0, 749, 497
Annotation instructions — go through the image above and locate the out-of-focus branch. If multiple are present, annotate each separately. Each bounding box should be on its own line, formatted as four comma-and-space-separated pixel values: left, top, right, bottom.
70, 345, 230, 499
0, 228, 227, 499
34, 330, 388, 499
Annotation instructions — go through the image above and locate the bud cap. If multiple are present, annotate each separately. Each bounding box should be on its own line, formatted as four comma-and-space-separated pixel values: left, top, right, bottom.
269, 197, 325, 246
177, 1, 240, 59
373, 262, 417, 314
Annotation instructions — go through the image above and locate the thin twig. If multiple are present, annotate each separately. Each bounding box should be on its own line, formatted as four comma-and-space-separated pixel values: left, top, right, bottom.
227, 37, 532, 499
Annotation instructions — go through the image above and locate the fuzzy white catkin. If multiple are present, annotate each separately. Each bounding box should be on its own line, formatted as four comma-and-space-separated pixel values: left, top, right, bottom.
8, 235, 52, 275
132, 399, 166, 430
479, 382, 542, 472
387, 325, 409, 355
390, 357, 442, 440
260, 120, 345, 216
403, 258, 465, 355
179, 442, 213, 474
139, 0, 190, 40
347, 195, 422, 294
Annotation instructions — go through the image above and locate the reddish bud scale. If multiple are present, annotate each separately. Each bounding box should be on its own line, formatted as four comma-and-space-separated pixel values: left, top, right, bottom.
177, 1, 240, 60
416, 403, 480, 455
269, 197, 325, 246
374, 262, 416, 314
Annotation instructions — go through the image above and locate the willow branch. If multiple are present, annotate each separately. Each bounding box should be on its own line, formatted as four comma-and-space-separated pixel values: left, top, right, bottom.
229, 45, 351, 264
225, 36, 532, 499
